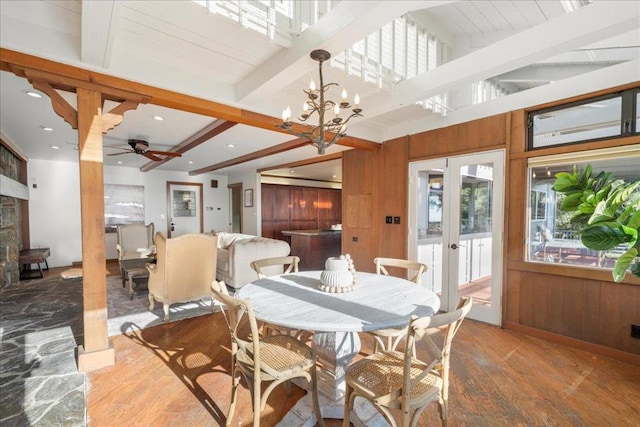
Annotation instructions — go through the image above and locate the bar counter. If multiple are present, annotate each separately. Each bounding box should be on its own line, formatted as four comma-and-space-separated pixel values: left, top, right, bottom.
281, 229, 342, 270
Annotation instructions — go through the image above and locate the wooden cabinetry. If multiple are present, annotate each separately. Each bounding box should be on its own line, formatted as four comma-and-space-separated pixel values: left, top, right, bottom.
261, 184, 342, 243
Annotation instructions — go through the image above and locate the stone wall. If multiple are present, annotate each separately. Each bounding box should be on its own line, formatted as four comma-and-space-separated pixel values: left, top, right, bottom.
0, 144, 23, 287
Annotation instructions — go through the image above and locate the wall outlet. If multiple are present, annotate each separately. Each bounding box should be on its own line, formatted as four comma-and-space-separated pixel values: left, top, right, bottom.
385, 216, 392, 224
393, 216, 400, 224
352, 236, 358, 242
631, 324, 640, 339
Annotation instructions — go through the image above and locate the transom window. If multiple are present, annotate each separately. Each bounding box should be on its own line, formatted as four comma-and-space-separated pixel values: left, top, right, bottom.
528, 88, 639, 150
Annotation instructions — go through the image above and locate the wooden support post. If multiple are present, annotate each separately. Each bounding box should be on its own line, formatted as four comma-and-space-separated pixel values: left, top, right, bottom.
76, 87, 114, 372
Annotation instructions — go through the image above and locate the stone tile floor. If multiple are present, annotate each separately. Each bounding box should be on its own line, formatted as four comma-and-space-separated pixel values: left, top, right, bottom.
0, 273, 218, 426
0, 277, 86, 426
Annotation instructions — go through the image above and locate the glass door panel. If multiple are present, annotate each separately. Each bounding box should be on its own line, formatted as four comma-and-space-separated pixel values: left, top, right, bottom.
409, 150, 504, 325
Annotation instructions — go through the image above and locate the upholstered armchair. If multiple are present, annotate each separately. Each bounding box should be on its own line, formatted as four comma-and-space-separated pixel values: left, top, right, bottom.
147, 232, 218, 321
116, 223, 155, 287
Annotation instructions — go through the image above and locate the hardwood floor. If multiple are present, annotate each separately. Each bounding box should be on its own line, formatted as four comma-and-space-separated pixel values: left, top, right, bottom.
85, 310, 640, 426
41, 265, 640, 426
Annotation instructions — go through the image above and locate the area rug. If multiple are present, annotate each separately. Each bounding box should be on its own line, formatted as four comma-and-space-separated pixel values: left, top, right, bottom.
106, 274, 221, 337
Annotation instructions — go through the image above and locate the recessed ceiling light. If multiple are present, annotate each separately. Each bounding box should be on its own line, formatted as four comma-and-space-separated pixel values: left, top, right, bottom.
117, 161, 123, 164
26, 91, 42, 98
41, 126, 54, 131
153, 115, 164, 121
290, 170, 295, 173
188, 161, 194, 164
227, 144, 235, 148
333, 175, 337, 178
49, 145, 60, 150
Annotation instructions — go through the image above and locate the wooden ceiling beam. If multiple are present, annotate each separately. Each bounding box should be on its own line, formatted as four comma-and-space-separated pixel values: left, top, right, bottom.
140, 119, 238, 172
1, 48, 380, 152
22, 68, 149, 104
257, 152, 343, 173
189, 138, 310, 176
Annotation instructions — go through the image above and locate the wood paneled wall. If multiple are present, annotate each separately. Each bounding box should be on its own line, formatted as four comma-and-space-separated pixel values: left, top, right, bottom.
342, 149, 379, 273
261, 183, 341, 241
341, 93, 640, 362
506, 106, 640, 362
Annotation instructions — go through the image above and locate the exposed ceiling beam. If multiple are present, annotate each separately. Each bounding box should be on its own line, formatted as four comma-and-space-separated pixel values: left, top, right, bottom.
257, 152, 342, 173
0, 48, 379, 154
495, 63, 625, 84
81, 1, 121, 68
189, 138, 311, 175
235, 1, 452, 106
364, 0, 640, 120
140, 119, 237, 172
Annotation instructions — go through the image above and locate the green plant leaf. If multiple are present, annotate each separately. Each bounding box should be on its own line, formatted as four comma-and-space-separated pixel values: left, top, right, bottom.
580, 164, 592, 186
552, 179, 581, 192
560, 193, 583, 210
626, 209, 640, 230
630, 260, 640, 277
581, 225, 631, 250
595, 184, 612, 203
612, 247, 638, 282
620, 224, 638, 248
588, 201, 613, 224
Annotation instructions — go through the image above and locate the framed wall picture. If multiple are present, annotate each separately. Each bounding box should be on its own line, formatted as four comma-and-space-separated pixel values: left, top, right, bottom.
244, 188, 254, 207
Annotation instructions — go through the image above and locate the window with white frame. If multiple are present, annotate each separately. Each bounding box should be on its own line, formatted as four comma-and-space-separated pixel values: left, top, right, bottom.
527, 146, 640, 268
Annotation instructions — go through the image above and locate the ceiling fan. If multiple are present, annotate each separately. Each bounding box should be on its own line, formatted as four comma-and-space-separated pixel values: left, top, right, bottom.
106, 139, 182, 161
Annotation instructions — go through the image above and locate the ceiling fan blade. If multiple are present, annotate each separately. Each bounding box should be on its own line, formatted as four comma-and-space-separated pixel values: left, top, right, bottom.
143, 152, 163, 161
107, 151, 132, 156
148, 150, 182, 157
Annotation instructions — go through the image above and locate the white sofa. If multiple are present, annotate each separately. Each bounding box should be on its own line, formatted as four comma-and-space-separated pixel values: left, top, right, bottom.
213, 231, 291, 289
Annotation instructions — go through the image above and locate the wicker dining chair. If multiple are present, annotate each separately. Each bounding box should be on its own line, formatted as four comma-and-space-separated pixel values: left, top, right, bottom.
211, 280, 324, 427
369, 257, 429, 353
250, 256, 302, 337
343, 297, 472, 427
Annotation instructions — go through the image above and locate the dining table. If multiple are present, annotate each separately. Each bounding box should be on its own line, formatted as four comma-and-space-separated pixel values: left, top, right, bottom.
236, 270, 441, 427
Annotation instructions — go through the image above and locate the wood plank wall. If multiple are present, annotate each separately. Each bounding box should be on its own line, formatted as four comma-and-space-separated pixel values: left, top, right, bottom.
261, 183, 341, 241
341, 89, 640, 362
342, 149, 379, 272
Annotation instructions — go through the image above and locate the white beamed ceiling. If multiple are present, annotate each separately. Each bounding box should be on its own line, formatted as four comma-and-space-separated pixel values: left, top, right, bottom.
1, 0, 638, 181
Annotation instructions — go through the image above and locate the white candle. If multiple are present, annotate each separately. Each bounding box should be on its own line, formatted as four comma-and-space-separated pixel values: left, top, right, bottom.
310, 79, 316, 91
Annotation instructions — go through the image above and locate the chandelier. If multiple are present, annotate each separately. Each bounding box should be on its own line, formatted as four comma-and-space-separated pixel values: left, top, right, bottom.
277, 49, 363, 155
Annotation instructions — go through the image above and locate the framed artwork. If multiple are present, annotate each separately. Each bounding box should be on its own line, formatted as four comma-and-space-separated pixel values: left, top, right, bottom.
244, 189, 253, 207
103, 184, 145, 233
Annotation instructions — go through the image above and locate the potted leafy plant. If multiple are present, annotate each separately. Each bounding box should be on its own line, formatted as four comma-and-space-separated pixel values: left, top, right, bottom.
552, 164, 640, 282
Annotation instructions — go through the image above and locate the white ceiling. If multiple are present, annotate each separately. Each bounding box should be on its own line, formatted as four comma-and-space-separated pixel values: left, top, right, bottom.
1, 0, 638, 182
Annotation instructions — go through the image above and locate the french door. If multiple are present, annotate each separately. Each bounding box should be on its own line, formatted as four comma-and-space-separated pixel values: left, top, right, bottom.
167, 182, 203, 237
408, 150, 504, 325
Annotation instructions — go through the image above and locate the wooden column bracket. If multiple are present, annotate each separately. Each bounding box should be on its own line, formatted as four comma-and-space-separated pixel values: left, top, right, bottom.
31, 79, 79, 129
102, 100, 140, 133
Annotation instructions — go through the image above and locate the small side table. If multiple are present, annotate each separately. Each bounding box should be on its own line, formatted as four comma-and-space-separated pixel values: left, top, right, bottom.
19, 248, 51, 280
120, 258, 151, 300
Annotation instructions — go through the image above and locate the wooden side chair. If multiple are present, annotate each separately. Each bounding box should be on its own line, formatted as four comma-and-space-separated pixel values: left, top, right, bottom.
250, 256, 302, 337
211, 281, 325, 427
343, 297, 472, 427
250, 255, 300, 278
369, 257, 429, 353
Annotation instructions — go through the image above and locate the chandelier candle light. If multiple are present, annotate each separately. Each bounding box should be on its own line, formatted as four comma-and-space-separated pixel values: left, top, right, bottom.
277, 49, 363, 155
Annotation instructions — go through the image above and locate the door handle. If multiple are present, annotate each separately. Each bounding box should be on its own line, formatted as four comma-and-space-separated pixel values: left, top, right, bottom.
450, 243, 458, 250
